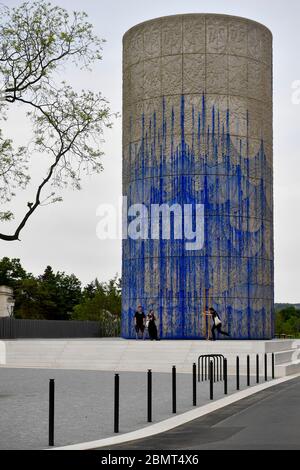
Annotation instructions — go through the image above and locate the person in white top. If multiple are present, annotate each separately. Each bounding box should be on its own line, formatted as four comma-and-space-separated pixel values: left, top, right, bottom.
205, 307, 230, 341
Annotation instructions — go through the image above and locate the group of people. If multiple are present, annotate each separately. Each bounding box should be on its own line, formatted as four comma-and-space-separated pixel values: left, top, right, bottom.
134, 305, 230, 341
134, 305, 159, 340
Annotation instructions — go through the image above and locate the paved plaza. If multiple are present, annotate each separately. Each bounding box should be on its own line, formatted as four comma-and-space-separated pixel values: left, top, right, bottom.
0, 367, 257, 450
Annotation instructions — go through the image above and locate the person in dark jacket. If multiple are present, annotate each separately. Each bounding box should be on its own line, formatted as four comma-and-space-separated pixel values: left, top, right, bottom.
134, 305, 146, 339
206, 307, 230, 341
146, 310, 159, 340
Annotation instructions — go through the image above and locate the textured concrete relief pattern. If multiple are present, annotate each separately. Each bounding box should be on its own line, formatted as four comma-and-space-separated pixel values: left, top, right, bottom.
122, 15, 273, 339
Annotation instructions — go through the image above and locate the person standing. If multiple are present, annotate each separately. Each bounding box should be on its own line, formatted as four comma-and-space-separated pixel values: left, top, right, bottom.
205, 307, 230, 341
134, 305, 146, 339
146, 310, 159, 341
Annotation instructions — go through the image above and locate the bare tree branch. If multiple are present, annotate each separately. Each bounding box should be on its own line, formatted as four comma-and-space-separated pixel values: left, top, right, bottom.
0, 0, 115, 241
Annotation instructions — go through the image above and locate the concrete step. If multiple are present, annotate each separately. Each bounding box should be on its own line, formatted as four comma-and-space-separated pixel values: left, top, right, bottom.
274, 349, 300, 365
276, 360, 300, 377
265, 340, 296, 353
1, 339, 300, 377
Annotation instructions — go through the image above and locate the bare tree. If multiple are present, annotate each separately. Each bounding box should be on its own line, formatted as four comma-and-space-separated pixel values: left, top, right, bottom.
0, 0, 114, 241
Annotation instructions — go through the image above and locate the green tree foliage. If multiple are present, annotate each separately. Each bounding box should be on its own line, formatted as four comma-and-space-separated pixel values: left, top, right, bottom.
10, 264, 82, 320
0, 256, 27, 286
0, 0, 114, 240
72, 276, 121, 321
0, 257, 121, 321
275, 306, 300, 337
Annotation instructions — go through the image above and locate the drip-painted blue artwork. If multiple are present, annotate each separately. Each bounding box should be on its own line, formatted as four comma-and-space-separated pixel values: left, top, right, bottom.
122, 94, 274, 339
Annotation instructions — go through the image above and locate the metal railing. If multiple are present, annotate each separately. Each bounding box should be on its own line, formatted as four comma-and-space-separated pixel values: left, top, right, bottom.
0, 317, 120, 339
198, 354, 225, 382
274, 334, 295, 339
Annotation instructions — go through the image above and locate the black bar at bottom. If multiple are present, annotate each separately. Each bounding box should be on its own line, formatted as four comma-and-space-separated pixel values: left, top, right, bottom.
265, 353, 268, 381
114, 374, 119, 433
210, 361, 214, 400
49, 379, 55, 447
247, 355, 250, 387
193, 363, 197, 406
147, 370, 152, 422
224, 358, 228, 395
172, 366, 176, 414
236, 356, 240, 390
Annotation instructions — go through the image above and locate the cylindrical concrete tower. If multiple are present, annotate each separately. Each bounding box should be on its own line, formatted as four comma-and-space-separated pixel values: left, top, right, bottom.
122, 14, 274, 339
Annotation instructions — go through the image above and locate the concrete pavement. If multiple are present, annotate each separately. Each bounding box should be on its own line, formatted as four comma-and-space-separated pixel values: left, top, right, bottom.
105, 377, 300, 450
0, 367, 247, 450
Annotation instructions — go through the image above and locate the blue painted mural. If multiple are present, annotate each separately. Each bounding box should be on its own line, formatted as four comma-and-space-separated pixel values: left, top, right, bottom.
122, 94, 274, 339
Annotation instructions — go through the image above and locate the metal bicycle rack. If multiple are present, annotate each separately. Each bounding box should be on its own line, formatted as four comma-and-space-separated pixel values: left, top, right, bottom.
198, 354, 226, 382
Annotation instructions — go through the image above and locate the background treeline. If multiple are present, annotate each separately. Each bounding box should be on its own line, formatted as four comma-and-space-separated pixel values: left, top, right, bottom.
0, 257, 121, 322
274, 305, 300, 338
1, 257, 299, 336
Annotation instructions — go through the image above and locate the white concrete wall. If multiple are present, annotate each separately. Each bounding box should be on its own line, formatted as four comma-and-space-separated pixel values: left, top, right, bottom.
1, 339, 298, 376
0, 341, 6, 365
0, 286, 13, 318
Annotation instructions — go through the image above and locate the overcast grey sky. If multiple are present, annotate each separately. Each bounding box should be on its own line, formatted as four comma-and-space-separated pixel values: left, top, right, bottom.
0, 0, 299, 302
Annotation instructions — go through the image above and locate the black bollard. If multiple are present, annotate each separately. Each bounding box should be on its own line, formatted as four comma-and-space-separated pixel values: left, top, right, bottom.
114, 374, 119, 433
147, 370, 152, 423
247, 355, 250, 387
48, 379, 55, 447
236, 356, 240, 390
220, 356, 223, 382
213, 357, 216, 383
172, 366, 176, 414
210, 361, 214, 400
265, 353, 268, 381
224, 358, 228, 395
193, 363, 197, 406
256, 354, 259, 384
272, 353, 275, 379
